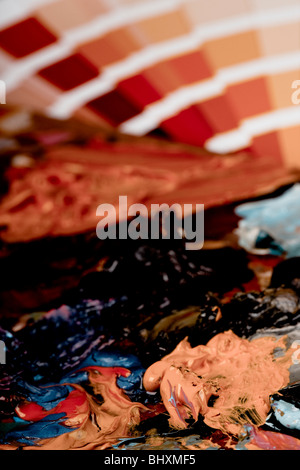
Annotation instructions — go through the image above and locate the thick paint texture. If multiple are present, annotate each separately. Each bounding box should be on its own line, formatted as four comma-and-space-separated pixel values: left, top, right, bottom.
235, 185, 300, 258
1, 366, 146, 450
143, 331, 297, 435
242, 425, 300, 450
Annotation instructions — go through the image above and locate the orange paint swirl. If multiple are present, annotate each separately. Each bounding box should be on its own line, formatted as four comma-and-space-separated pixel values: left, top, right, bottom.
143, 330, 298, 435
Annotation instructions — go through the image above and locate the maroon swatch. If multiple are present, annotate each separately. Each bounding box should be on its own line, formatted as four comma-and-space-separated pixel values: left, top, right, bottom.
0, 17, 57, 58
38, 53, 99, 91
117, 74, 162, 108
87, 89, 141, 125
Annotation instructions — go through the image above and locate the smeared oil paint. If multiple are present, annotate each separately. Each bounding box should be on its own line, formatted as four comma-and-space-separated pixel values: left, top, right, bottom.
235, 184, 300, 258
270, 398, 300, 431
0, 298, 146, 401
1, 245, 300, 449
0, 366, 147, 450
263, 381, 300, 439
143, 330, 299, 435
116, 433, 221, 450
239, 424, 300, 450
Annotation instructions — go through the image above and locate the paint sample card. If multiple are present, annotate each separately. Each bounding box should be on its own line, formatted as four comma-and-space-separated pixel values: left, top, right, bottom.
0, 0, 299, 165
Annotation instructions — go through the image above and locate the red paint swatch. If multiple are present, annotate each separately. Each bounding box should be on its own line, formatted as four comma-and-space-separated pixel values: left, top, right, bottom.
87, 89, 141, 125
197, 95, 237, 133
251, 131, 283, 162
167, 51, 213, 86
161, 106, 214, 146
117, 74, 162, 108
143, 62, 182, 95
0, 17, 57, 58
226, 77, 271, 120
38, 53, 99, 91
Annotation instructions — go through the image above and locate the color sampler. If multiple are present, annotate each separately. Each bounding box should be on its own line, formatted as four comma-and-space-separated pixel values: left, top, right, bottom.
0, 0, 299, 167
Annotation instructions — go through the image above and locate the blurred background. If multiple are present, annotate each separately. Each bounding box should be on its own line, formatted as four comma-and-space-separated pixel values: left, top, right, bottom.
0, 0, 299, 165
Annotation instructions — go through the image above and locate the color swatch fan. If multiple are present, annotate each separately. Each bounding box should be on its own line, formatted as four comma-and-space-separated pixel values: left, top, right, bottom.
0, 0, 299, 167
